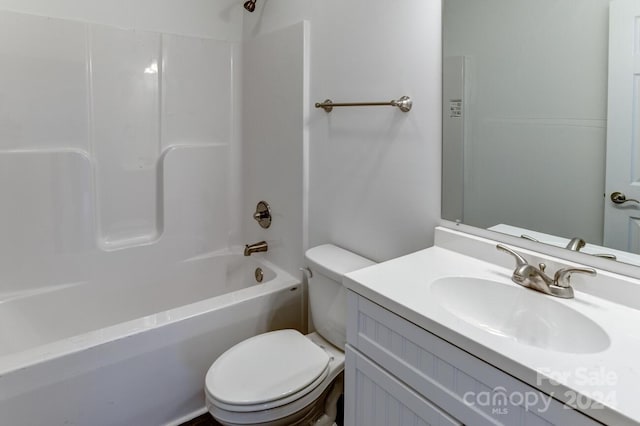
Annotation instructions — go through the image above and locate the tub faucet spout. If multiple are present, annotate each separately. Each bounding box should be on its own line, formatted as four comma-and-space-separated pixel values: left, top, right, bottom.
244, 241, 268, 256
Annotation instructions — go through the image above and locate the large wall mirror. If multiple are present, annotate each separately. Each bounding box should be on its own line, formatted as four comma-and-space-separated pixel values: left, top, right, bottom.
442, 0, 640, 266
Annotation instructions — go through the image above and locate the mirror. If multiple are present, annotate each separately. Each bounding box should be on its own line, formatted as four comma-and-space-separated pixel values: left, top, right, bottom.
442, 0, 640, 266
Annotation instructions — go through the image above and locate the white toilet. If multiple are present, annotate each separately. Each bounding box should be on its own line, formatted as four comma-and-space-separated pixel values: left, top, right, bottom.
204, 244, 374, 426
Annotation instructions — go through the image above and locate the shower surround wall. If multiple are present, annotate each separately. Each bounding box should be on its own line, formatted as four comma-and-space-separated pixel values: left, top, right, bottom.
0, 8, 240, 295
242, 21, 308, 279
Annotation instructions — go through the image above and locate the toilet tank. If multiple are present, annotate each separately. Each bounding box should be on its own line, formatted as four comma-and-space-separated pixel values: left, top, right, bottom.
305, 244, 375, 349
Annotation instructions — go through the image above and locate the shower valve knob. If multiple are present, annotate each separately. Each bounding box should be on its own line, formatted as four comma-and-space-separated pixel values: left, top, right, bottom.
253, 201, 272, 229
254, 211, 269, 220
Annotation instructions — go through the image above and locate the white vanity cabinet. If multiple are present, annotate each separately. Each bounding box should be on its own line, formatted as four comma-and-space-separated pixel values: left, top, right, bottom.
344, 291, 602, 426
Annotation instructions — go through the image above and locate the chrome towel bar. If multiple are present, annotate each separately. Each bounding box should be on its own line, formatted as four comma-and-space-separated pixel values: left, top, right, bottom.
315, 96, 412, 113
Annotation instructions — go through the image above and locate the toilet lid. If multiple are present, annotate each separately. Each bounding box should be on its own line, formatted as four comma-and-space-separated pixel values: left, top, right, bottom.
206, 330, 331, 406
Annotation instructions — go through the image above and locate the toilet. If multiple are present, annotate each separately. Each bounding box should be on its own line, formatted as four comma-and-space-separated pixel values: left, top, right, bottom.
204, 244, 374, 426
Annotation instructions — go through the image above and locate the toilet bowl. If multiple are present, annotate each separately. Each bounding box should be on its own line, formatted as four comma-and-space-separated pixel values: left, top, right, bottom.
206, 331, 344, 426
204, 244, 374, 426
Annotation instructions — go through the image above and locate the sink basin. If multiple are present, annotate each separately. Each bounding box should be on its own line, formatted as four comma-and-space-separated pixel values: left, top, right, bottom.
431, 277, 610, 354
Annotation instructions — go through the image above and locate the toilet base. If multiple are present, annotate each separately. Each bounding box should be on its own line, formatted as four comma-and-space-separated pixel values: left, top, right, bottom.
210, 374, 343, 426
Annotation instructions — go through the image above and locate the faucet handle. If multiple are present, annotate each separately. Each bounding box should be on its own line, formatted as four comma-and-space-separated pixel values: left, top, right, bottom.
593, 253, 617, 260
553, 267, 596, 288
496, 244, 529, 267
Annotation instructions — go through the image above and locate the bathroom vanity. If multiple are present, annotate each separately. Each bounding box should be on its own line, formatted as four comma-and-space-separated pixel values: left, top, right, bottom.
343, 227, 640, 426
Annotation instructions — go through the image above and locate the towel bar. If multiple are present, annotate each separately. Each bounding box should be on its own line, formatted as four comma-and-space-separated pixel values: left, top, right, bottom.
315, 96, 412, 113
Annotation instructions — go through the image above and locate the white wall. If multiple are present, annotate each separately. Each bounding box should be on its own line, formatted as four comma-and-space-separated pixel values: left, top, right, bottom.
243, 0, 442, 263
443, 0, 609, 244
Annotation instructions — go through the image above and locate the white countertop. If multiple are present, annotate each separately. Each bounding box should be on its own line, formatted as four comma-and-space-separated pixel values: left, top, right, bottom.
344, 228, 640, 426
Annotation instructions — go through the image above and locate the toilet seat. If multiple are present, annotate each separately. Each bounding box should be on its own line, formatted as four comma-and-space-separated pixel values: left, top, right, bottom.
206, 332, 346, 426
207, 365, 329, 413
205, 330, 331, 412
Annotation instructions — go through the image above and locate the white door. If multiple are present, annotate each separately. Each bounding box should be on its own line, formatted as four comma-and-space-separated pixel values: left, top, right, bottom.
604, 0, 640, 253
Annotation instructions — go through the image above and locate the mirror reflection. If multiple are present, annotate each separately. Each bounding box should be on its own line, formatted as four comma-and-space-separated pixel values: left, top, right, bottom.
442, 0, 640, 265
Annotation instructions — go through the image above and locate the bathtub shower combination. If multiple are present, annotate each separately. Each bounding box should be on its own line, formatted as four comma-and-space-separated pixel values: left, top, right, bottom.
0, 10, 304, 426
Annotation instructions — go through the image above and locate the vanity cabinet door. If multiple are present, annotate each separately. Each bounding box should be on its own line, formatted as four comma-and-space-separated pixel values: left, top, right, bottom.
345, 346, 462, 426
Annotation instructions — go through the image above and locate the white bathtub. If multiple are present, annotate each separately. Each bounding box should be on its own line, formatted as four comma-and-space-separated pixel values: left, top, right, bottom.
0, 252, 303, 426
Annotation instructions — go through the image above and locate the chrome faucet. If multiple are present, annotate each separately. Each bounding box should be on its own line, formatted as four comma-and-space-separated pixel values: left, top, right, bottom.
497, 244, 596, 298
565, 237, 587, 251
244, 241, 268, 256
565, 237, 617, 260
